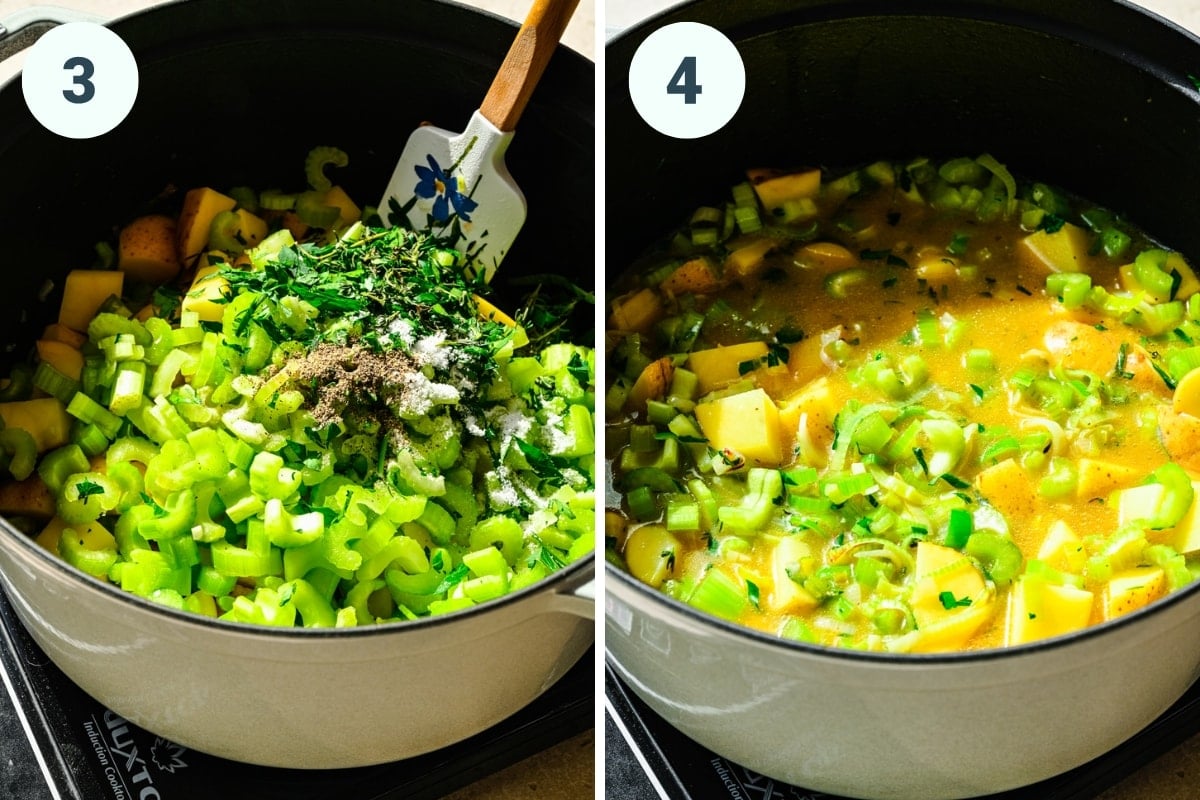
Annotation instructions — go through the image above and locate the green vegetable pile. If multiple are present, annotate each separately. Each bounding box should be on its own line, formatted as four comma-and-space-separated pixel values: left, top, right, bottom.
40, 223, 595, 627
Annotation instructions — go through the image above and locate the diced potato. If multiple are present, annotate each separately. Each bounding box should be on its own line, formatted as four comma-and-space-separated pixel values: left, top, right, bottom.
976, 458, 1037, 520
181, 263, 231, 323
1116, 482, 1168, 527
323, 186, 362, 230
58, 269, 124, 333
41, 323, 87, 349
915, 251, 959, 283
234, 208, 269, 251
1159, 408, 1200, 473
686, 341, 769, 395
1019, 222, 1090, 273
1037, 520, 1086, 573
627, 357, 674, 413
1118, 479, 1200, 554
694, 388, 783, 467
1174, 368, 1200, 418
607, 288, 663, 334
660, 257, 724, 295
0, 398, 72, 452
34, 516, 68, 551
1103, 566, 1166, 620
624, 524, 680, 588
1005, 576, 1094, 646
794, 241, 856, 272
908, 541, 992, 652
777, 377, 836, 463
724, 238, 777, 280
0, 476, 56, 519
768, 535, 818, 613
1075, 458, 1142, 500
748, 168, 821, 211
118, 214, 181, 284
35, 339, 84, 381
177, 187, 237, 264
911, 600, 995, 653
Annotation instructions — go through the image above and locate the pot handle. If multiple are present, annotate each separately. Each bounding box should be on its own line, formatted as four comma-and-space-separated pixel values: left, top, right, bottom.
0, 6, 106, 64
543, 561, 595, 621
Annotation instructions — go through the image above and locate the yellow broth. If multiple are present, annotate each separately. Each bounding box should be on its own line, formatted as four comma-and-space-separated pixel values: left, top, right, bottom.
606, 157, 1200, 653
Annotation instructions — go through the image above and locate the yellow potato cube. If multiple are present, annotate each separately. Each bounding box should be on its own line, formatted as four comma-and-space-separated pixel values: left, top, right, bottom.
724, 238, 777, 280
181, 263, 231, 323
607, 287, 663, 334
323, 185, 361, 230
118, 214, 181, 284
908, 541, 992, 652
177, 187, 237, 264
660, 256, 724, 295
0, 398, 71, 452
694, 388, 783, 467
35, 339, 83, 382
748, 168, 821, 211
58, 269, 125, 333
1005, 576, 1094, 646
1037, 520, 1087, 573
1076, 458, 1142, 500
776, 378, 835, 462
686, 341, 769, 394
624, 525, 680, 588
768, 535, 819, 614
1019, 222, 1090, 273
1118, 478, 1200, 555
234, 208, 269, 251
1103, 567, 1166, 620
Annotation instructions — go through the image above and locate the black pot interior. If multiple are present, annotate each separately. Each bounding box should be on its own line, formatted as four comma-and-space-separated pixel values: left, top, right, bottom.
0, 0, 594, 363
606, 0, 1200, 274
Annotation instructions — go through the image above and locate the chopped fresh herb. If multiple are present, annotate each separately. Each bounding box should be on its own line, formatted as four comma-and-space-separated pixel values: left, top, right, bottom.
775, 325, 806, 344
434, 563, 470, 594
1015, 284, 1032, 296
1040, 214, 1066, 234
860, 248, 891, 261
939, 591, 972, 609
969, 383, 985, 400
746, 579, 761, 610
1150, 359, 1177, 390
913, 447, 929, 476
74, 479, 105, 502
939, 473, 970, 489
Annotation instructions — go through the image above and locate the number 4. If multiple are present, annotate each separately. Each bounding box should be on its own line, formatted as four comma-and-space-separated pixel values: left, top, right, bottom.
667, 56, 701, 105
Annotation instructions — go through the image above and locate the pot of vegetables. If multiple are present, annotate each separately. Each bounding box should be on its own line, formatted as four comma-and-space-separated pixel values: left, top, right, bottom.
0, 0, 594, 770
605, 1, 1200, 798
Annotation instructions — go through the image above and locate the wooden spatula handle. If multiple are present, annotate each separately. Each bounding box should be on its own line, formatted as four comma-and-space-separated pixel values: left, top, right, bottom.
479, 0, 582, 132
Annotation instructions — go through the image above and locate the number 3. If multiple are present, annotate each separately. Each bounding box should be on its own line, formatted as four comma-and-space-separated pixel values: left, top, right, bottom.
62, 56, 96, 104
667, 56, 702, 105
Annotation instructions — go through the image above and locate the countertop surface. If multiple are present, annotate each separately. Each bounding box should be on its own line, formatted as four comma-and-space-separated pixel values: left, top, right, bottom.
0, 1, 595, 799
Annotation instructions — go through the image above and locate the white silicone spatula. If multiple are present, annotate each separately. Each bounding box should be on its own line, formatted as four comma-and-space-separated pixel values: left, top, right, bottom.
379, 0, 581, 281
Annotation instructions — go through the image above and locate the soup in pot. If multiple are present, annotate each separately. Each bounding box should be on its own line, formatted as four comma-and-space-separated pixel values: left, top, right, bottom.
606, 154, 1200, 653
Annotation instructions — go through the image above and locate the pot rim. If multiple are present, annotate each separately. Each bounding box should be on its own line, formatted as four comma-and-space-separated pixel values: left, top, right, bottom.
606, 553, 1200, 665
0, 512, 594, 639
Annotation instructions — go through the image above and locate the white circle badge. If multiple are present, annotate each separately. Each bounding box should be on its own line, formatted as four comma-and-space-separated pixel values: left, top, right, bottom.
628, 22, 746, 140
21, 22, 139, 139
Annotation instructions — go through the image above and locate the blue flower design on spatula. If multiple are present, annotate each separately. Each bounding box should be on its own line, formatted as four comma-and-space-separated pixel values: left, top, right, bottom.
414, 154, 479, 223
